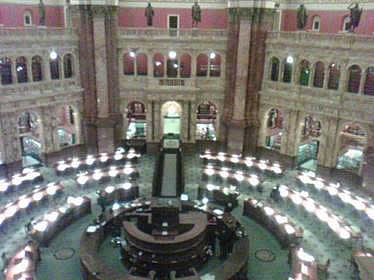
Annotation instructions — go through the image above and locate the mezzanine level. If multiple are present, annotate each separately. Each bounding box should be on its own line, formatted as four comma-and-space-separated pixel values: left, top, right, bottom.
0, 27, 78, 43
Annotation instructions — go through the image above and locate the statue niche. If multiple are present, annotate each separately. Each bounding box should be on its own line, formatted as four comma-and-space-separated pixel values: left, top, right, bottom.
145, 2, 154, 27
297, 4, 308, 30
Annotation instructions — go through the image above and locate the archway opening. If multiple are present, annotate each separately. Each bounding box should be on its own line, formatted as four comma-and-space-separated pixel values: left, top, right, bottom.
126, 102, 147, 140
18, 112, 42, 167
161, 101, 182, 136
56, 105, 79, 148
264, 108, 283, 150
297, 116, 321, 171
196, 102, 217, 141
336, 123, 367, 174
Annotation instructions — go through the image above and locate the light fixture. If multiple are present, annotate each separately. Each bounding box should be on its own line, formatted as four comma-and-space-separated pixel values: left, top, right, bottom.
168, 51, 177, 59
129, 51, 136, 58
202, 197, 209, 204
209, 52, 216, 59
155, 61, 161, 67
286, 55, 294, 64
180, 193, 189, 201
50, 51, 58, 60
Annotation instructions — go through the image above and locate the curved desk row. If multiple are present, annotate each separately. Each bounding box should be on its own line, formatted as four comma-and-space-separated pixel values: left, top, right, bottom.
290, 248, 318, 280
198, 184, 239, 208
0, 169, 43, 196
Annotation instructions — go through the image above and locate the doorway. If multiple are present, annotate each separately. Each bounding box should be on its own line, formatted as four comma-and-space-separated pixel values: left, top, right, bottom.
161, 101, 182, 137
297, 140, 319, 171
168, 15, 179, 36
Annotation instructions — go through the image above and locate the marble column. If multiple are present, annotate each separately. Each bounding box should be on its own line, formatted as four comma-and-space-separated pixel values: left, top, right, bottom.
362, 125, 374, 195
183, 101, 189, 142
154, 101, 161, 141
189, 102, 197, 143
146, 102, 153, 142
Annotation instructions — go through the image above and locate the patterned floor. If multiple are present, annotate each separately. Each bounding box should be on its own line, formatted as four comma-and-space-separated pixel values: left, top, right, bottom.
0, 152, 372, 280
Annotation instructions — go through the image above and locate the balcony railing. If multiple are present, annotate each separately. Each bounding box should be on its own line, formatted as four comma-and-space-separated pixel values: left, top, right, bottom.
0, 27, 78, 40
118, 28, 228, 40
267, 31, 374, 50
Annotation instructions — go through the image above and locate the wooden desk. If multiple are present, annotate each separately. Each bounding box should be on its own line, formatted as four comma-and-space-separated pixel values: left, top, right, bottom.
353, 250, 374, 280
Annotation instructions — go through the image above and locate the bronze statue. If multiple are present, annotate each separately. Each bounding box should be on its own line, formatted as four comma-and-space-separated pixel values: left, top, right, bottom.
145, 2, 154, 27
296, 4, 308, 30
348, 3, 362, 32
39, 0, 46, 26
192, 1, 201, 27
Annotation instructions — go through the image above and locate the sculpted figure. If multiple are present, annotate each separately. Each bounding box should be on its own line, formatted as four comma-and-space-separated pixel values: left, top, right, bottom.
297, 4, 308, 30
192, 1, 201, 27
145, 2, 154, 27
348, 3, 363, 32
39, 0, 46, 26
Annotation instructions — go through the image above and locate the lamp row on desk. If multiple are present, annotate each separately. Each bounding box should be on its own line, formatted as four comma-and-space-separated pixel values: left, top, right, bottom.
201, 150, 283, 175
291, 248, 317, 280
56, 149, 140, 172
279, 185, 359, 240
5, 243, 37, 280
0, 168, 42, 193
203, 166, 261, 187
76, 165, 138, 185
0, 183, 63, 226
297, 171, 374, 220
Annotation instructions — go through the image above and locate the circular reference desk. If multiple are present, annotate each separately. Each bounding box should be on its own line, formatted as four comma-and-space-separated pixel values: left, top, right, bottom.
80, 201, 249, 280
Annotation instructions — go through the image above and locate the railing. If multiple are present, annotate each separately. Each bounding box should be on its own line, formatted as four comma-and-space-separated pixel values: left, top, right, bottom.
118, 28, 228, 39
267, 31, 374, 49
0, 27, 78, 39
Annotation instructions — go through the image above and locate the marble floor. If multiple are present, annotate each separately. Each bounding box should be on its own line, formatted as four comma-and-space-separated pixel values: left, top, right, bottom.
0, 152, 372, 280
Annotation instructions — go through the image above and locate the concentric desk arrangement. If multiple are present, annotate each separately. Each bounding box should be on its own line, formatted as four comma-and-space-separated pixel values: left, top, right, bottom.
202, 165, 262, 189
5, 242, 39, 280
243, 198, 303, 248
296, 171, 374, 222
290, 247, 318, 280
55, 149, 141, 175
278, 185, 362, 244
352, 249, 374, 280
200, 150, 283, 176
0, 183, 64, 231
29, 196, 91, 246
76, 165, 139, 187
101, 183, 139, 204
198, 183, 240, 208
0, 168, 43, 195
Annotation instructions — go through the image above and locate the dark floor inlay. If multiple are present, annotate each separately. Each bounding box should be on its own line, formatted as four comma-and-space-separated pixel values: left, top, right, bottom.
254, 249, 275, 262
54, 248, 75, 260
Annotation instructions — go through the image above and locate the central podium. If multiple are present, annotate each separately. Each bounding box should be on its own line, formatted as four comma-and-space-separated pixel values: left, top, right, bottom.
122, 200, 208, 276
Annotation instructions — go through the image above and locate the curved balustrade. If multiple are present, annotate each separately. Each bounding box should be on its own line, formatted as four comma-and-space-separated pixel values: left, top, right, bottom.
76, 165, 139, 187
278, 185, 361, 243
243, 198, 303, 249
0, 183, 64, 231
55, 149, 140, 175
202, 165, 262, 189
296, 171, 374, 222
0, 168, 43, 196
29, 196, 91, 246
100, 183, 140, 204
200, 150, 283, 176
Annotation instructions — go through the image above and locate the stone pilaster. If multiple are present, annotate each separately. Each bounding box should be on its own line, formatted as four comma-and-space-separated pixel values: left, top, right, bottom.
183, 101, 189, 142
362, 125, 374, 195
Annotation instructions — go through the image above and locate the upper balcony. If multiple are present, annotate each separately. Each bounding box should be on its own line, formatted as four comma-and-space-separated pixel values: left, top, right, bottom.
118, 28, 228, 46
266, 31, 374, 52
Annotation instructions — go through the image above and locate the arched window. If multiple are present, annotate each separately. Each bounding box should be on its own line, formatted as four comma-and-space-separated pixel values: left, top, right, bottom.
364, 67, 374, 96
63, 54, 74, 78
16, 56, 28, 83
153, 53, 164, 77
123, 52, 135, 75
136, 53, 148, 76
180, 54, 191, 78
265, 108, 283, 150
50, 56, 60, 80
313, 61, 324, 88
24, 11, 32, 26
197, 54, 208, 77
0, 57, 13, 85
327, 63, 340, 90
312, 16, 320, 32
343, 16, 350, 32
167, 58, 178, 78
347, 65, 361, 93
209, 53, 221, 77
270, 57, 280, 81
32, 56, 43, 82
282, 57, 293, 83
299, 60, 310, 86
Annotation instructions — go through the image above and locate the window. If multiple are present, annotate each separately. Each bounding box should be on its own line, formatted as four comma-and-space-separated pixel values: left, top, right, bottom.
63, 54, 74, 78
347, 65, 361, 93
24, 11, 32, 26
123, 53, 135, 75
343, 16, 350, 32
282, 58, 293, 83
196, 54, 208, 77
16, 56, 28, 83
32, 56, 43, 82
327, 63, 340, 90
0, 57, 12, 85
168, 15, 179, 37
136, 53, 148, 76
364, 67, 374, 96
312, 16, 320, 32
50, 56, 60, 80
270, 57, 280, 81
313, 61, 324, 88
153, 53, 164, 77
209, 53, 221, 77
180, 54, 191, 78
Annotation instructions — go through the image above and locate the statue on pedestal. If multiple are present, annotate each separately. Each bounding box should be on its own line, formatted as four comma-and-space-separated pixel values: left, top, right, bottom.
348, 3, 363, 32
145, 2, 154, 27
192, 1, 201, 27
296, 4, 308, 30
39, 0, 46, 26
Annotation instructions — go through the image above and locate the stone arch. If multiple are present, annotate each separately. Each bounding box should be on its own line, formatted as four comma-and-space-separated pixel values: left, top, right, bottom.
262, 107, 284, 151
54, 104, 81, 149
160, 101, 183, 137
269, 56, 280, 81
125, 101, 147, 140
196, 101, 218, 141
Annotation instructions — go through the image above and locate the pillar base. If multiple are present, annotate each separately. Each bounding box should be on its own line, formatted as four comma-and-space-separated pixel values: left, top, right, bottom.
225, 119, 248, 154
